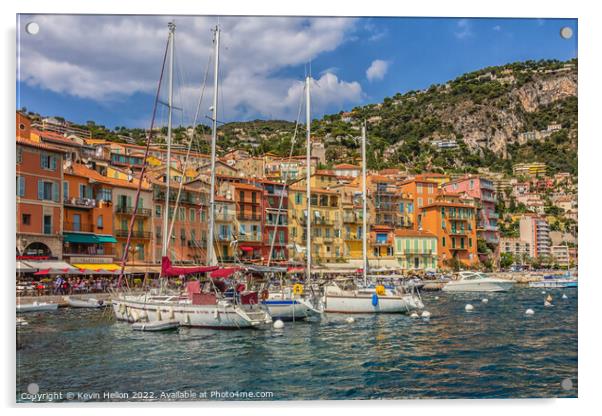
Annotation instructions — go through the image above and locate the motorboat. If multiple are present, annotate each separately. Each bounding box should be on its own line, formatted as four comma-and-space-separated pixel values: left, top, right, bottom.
442, 271, 515, 292
66, 296, 108, 308
529, 273, 577, 288
16, 301, 59, 313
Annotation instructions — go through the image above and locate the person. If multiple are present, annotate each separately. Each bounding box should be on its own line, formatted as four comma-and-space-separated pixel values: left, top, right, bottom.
54, 275, 64, 295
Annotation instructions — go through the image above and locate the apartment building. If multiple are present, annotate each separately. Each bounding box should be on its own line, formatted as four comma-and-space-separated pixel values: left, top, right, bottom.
519, 214, 551, 258
394, 229, 438, 271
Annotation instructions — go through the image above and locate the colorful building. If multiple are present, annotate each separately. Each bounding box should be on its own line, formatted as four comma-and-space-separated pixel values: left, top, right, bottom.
420, 201, 478, 269
519, 214, 551, 258
442, 176, 500, 245
62, 164, 117, 267
394, 229, 438, 271
256, 180, 288, 263
16, 138, 66, 259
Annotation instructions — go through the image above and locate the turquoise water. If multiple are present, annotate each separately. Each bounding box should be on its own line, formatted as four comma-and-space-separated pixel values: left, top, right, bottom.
16, 287, 577, 401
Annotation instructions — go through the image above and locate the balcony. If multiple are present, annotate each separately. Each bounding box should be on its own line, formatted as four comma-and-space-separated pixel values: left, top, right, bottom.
215, 213, 236, 222
343, 214, 359, 224
400, 249, 433, 255
216, 234, 232, 242
237, 214, 262, 221
64, 198, 96, 209
344, 234, 362, 241
64, 222, 95, 232
116, 205, 152, 217
115, 229, 151, 239
449, 230, 468, 236
238, 234, 262, 242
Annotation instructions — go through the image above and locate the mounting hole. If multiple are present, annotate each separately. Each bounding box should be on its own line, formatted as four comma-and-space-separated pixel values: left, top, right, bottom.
560, 27, 573, 40
25, 22, 40, 35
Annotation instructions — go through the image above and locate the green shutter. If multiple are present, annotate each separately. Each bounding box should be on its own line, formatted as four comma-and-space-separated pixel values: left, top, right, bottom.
38, 180, 43, 200
53, 182, 59, 202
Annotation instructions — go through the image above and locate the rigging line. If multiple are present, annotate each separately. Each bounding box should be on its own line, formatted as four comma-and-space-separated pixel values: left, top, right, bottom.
167, 50, 213, 253
267, 79, 305, 266
117, 35, 170, 288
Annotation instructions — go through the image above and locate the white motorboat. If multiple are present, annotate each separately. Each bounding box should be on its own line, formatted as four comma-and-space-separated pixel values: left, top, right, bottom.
261, 285, 322, 321
442, 271, 515, 293
66, 297, 108, 308
16, 301, 59, 313
322, 280, 424, 314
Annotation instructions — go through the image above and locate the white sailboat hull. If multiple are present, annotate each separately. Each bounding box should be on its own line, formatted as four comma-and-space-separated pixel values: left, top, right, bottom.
323, 293, 423, 314
111, 295, 272, 329
262, 297, 321, 321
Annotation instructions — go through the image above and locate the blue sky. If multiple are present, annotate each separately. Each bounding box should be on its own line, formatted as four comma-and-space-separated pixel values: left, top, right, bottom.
17, 16, 577, 129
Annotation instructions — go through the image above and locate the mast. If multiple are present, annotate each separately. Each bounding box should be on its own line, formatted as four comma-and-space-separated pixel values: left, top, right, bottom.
162, 21, 175, 257
361, 122, 368, 286
207, 25, 220, 266
305, 75, 312, 283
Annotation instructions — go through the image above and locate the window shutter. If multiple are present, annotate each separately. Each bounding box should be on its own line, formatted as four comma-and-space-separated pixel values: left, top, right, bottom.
38, 180, 43, 200
40, 154, 47, 169
53, 182, 59, 202
50, 156, 57, 171
87, 186, 93, 199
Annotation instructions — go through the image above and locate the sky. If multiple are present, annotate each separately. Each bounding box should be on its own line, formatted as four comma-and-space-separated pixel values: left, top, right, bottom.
16, 15, 577, 129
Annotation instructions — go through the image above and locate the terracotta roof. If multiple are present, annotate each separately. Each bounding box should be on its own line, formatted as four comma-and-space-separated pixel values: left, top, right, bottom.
422, 201, 475, 209
232, 182, 263, 192
334, 163, 360, 169
33, 129, 83, 146
394, 229, 437, 238
16, 137, 67, 153
67, 163, 150, 190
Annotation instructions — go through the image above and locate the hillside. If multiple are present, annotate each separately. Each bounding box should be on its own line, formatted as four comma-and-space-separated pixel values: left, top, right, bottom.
23, 58, 577, 176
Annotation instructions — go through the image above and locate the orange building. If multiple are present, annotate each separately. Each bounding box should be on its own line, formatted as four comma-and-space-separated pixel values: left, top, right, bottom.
399, 178, 440, 227
420, 201, 478, 269
16, 111, 32, 140
16, 138, 65, 259
62, 164, 117, 266
232, 182, 264, 262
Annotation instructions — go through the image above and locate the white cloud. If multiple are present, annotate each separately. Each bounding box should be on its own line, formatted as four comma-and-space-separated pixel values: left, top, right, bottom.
18, 15, 364, 122
365, 59, 389, 82
454, 19, 473, 39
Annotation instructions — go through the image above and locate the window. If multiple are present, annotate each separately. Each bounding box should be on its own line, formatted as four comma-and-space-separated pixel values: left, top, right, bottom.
442, 237, 446, 247
239, 191, 245, 202
178, 207, 185, 221
180, 228, 186, 240
417, 197, 423, 207
17, 147, 22, 164
417, 184, 423, 193
155, 204, 162, 217
190, 209, 196, 222
97, 215, 104, 229
469, 238, 473, 248
72, 214, 81, 231
22, 214, 31, 225
43, 215, 52, 234
38, 180, 59, 202
63, 181, 68, 200
40, 153, 57, 171
136, 244, 145, 261
399, 202, 404, 213
407, 203, 414, 214
17, 176, 25, 197
251, 192, 257, 204
97, 188, 112, 202
295, 192, 302, 205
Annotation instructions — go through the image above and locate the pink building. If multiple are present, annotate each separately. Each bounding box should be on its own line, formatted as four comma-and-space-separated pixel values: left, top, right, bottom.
442, 176, 499, 245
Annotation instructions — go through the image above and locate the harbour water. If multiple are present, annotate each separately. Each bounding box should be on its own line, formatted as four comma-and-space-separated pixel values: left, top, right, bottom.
16, 287, 577, 401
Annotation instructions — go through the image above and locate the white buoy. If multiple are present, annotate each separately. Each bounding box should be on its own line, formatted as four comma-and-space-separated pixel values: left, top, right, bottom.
410, 312, 419, 319
273, 319, 284, 329
465, 304, 474, 312
434, 296, 439, 300
345, 317, 355, 324
525, 308, 535, 315
562, 294, 568, 300
482, 298, 489, 304
421, 311, 431, 319
541, 291, 546, 294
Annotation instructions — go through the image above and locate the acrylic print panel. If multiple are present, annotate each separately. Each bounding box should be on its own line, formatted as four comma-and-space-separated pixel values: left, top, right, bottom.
16, 14, 578, 402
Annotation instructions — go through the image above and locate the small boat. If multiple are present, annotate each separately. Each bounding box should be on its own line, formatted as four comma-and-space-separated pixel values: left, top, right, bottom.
16, 301, 59, 313
261, 285, 322, 321
442, 271, 515, 293
132, 319, 180, 332
66, 297, 108, 308
529, 279, 578, 289
16, 317, 29, 327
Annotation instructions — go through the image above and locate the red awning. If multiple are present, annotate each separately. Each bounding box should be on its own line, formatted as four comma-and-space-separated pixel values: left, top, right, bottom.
34, 269, 50, 275
161, 256, 219, 277
287, 267, 305, 273
210, 267, 240, 279
239, 246, 254, 252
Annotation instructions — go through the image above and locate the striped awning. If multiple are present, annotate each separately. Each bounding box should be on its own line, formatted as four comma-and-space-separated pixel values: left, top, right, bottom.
72, 263, 121, 273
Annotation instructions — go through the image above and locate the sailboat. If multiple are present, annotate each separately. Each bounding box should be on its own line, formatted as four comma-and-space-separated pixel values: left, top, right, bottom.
260, 75, 322, 321
322, 123, 424, 314
111, 23, 271, 329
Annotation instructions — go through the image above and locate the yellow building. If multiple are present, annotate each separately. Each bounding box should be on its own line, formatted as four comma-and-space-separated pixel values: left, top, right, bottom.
513, 162, 547, 177
288, 182, 342, 262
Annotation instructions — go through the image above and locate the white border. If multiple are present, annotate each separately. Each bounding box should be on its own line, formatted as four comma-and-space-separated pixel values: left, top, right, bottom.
2, 0, 600, 415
